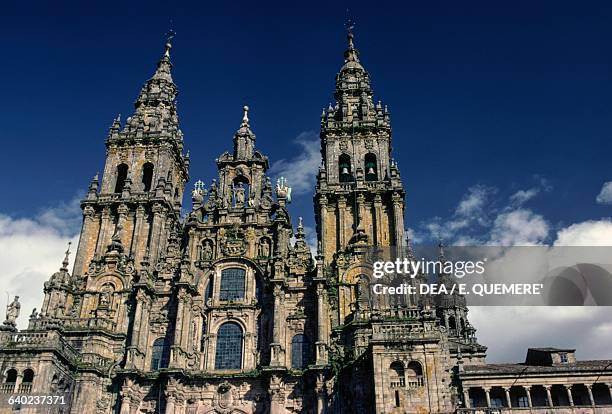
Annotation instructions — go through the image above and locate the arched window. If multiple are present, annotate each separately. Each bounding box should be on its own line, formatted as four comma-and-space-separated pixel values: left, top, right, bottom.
114, 163, 129, 193
142, 162, 154, 192
389, 361, 405, 388
339, 154, 352, 183
219, 268, 246, 301
406, 361, 424, 388
4, 369, 17, 384
364, 153, 378, 181
151, 338, 170, 370
22, 369, 34, 383
291, 334, 310, 369
215, 322, 243, 370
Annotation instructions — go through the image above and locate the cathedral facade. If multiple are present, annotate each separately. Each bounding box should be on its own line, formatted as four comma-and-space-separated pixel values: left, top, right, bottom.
0, 30, 611, 414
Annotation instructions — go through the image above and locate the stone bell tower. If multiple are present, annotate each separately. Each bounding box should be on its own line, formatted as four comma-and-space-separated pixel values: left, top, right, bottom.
72, 35, 190, 277
314, 25, 405, 266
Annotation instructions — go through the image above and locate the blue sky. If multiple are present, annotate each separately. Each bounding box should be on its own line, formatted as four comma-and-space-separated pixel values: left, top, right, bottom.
1, 0, 611, 242
1, 1, 612, 362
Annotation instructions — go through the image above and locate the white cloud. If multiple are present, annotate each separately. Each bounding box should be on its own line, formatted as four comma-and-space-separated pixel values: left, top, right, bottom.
509, 188, 539, 206
470, 306, 612, 362
554, 218, 612, 246
420, 185, 495, 242
455, 185, 490, 217
0, 198, 81, 329
596, 182, 612, 205
269, 131, 321, 196
489, 209, 549, 246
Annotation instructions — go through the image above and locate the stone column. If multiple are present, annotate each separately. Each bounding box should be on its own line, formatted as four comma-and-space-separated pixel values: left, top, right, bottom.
129, 294, 144, 346
484, 387, 491, 408
586, 384, 595, 406
391, 193, 404, 248
149, 203, 165, 263
95, 206, 112, 256
356, 192, 366, 229
462, 389, 471, 408
73, 205, 96, 275
524, 386, 533, 408
373, 194, 383, 245
117, 203, 129, 244
544, 385, 553, 407
316, 285, 327, 364
504, 387, 512, 408
130, 205, 146, 264
271, 285, 284, 365
337, 196, 346, 248
172, 289, 188, 358
565, 384, 574, 406
316, 374, 327, 414
607, 383, 612, 403
319, 195, 328, 255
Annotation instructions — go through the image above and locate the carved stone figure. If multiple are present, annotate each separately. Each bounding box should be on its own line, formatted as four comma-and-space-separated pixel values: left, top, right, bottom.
258, 238, 270, 258
99, 285, 113, 308
202, 240, 214, 261
234, 183, 246, 207
4, 296, 20, 325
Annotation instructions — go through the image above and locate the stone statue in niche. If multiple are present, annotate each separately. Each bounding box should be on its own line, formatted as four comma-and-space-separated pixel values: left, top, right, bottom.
202, 240, 214, 261
99, 284, 114, 309
258, 238, 270, 258
234, 183, 246, 207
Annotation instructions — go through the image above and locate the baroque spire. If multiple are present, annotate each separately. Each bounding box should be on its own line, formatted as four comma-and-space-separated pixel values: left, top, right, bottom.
107, 31, 183, 147
321, 19, 389, 128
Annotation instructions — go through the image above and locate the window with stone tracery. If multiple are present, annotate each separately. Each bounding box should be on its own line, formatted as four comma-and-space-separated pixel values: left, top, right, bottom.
215, 322, 243, 370
291, 334, 310, 369
151, 338, 170, 370
219, 268, 245, 301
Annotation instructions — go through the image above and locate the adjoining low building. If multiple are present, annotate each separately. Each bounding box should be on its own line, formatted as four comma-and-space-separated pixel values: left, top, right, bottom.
458, 348, 612, 413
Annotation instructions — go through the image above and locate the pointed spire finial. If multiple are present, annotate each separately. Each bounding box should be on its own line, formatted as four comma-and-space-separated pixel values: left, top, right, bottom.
61, 241, 72, 271
242, 105, 250, 126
